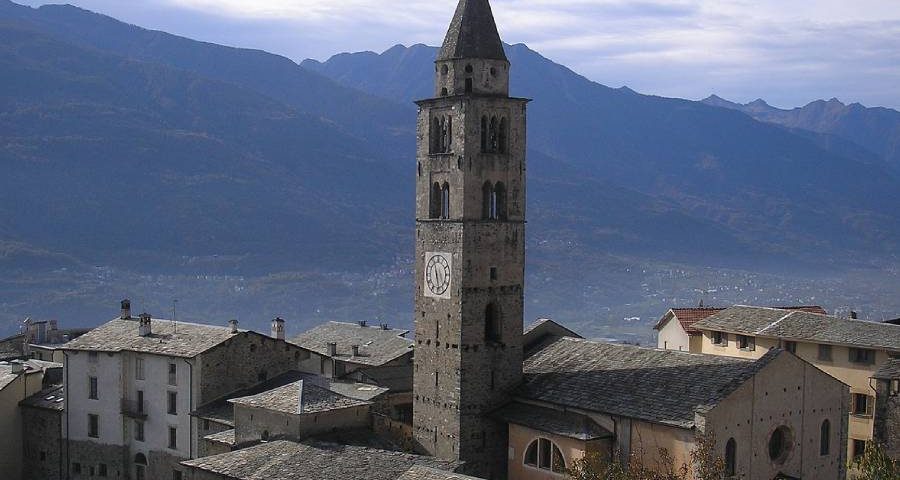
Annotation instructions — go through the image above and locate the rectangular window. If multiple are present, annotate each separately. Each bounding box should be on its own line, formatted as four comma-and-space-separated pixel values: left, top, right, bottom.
99, 463, 108, 477
539, 438, 552, 469
135, 357, 145, 380
168, 363, 177, 386
88, 376, 98, 400
135, 420, 145, 442
137, 390, 144, 414
167, 391, 177, 415
72, 463, 81, 474
88, 414, 99, 438
88, 351, 98, 363
849, 348, 875, 365
489, 267, 498, 281
203, 419, 210, 431
713, 331, 727, 346
853, 393, 873, 416
783, 340, 797, 354
173, 470, 183, 480
168, 426, 178, 449
738, 335, 755, 351
818, 344, 833, 361
853, 439, 867, 459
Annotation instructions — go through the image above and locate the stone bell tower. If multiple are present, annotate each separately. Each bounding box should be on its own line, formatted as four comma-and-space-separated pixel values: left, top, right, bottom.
412, 0, 527, 477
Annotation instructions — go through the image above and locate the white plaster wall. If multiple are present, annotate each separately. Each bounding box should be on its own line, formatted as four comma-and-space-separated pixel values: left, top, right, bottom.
64, 350, 123, 444
656, 316, 690, 351
124, 352, 194, 460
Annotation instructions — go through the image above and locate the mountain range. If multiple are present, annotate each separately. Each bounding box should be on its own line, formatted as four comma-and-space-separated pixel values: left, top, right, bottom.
1, 0, 899, 337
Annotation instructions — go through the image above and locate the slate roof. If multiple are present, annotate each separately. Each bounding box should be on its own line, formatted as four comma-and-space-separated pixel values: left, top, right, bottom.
397, 465, 484, 480
654, 306, 827, 335
518, 337, 781, 429
290, 322, 413, 367
494, 402, 612, 440
873, 359, 900, 380
438, 0, 507, 61
20, 384, 65, 411
693, 306, 900, 352
204, 429, 236, 446
229, 379, 373, 415
348, 364, 413, 392
62, 317, 242, 358
181, 439, 461, 480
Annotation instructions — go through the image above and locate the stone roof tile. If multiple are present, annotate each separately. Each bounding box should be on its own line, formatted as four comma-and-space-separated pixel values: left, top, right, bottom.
437, 0, 507, 61
181, 440, 461, 480
20, 384, 65, 411
518, 337, 780, 429
62, 318, 242, 358
494, 402, 612, 440
290, 322, 413, 367
693, 306, 900, 352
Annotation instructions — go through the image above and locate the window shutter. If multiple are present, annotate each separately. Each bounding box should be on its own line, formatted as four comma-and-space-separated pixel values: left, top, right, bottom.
749, 337, 756, 351
866, 395, 874, 416
849, 348, 855, 363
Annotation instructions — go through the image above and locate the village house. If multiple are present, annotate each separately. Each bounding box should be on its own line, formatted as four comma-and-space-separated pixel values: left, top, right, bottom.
20, 384, 65, 480
691, 305, 900, 461
58, 301, 313, 480
0, 358, 61, 479
654, 305, 826, 352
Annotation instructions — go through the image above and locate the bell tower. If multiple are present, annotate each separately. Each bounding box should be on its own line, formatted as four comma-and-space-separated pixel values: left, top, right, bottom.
412, 0, 527, 477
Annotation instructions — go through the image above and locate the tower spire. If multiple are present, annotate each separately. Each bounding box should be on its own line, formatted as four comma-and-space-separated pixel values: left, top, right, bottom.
438, 0, 507, 61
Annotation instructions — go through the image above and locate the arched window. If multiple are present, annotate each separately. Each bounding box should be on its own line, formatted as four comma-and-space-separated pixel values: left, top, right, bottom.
431, 116, 441, 153
465, 78, 473, 93
445, 116, 452, 151
725, 437, 736, 476
499, 117, 508, 154
430, 182, 441, 219
494, 182, 507, 220
481, 116, 488, 152
524, 438, 566, 473
440, 87, 448, 97
482, 181, 493, 219
441, 183, 450, 219
485, 303, 501, 342
134, 453, 148, 480
820, 419, 830, 456
489, 116, 499, 152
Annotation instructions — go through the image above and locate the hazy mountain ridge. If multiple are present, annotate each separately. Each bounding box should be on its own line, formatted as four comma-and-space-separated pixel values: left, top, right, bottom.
1, 0, 899, 337
702, 95, 900, 173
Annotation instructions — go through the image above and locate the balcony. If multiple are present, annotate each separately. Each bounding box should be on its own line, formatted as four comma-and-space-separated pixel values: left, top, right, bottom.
121, 399, 147, 419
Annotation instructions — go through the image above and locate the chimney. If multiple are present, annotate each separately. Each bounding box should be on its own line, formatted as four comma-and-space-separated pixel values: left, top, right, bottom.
138, 313, 152, 337
11, 362, 24, 374
351, 345, 360, 357
327, 342, 337, 356
850, 311, 858, 320
358, 320, 367, 327
229, 319, 239, 334
271, 317, 285, 340
120, 299, 132, 320
380, 323, 390, 330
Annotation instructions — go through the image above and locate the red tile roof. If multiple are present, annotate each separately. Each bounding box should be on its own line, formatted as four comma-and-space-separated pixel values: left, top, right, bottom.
655, 306, 827, 335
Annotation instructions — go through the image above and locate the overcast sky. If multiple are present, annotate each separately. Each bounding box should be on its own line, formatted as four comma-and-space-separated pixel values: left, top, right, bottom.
17, 0, 900, 109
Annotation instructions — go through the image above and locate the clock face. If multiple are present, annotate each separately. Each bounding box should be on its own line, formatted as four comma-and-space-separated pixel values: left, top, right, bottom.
424, 252, 452, 299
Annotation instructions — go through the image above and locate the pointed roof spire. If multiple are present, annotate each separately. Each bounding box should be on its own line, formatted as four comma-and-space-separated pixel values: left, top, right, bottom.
438, 0, 507, 62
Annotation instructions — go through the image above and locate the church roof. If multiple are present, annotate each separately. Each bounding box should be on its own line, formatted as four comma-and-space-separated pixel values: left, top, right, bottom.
438, 0, 507, 62
517, 337, 782, 429
494, 402, 612, 441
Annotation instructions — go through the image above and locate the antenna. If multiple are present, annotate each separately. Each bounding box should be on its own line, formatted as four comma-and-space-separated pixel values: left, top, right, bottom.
172, 299, 178, 333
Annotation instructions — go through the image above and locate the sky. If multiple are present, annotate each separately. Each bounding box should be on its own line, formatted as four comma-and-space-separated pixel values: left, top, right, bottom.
16, 0, 900, 110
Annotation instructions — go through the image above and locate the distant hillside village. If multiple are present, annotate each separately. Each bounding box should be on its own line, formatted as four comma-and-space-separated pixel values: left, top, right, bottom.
1, 0, 898, 479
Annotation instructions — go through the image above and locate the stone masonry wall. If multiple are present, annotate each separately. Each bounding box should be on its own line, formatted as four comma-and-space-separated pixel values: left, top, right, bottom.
874, 378, 900, 458
21, 407, 63, 480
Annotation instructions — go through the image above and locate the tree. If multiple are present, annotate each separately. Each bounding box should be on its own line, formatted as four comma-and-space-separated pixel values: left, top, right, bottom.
852, 442, 899, 480
566, 433, 724, 480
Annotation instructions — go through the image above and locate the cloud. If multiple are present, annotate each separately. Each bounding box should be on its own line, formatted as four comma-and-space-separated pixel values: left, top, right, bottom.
15, 0, 900, 109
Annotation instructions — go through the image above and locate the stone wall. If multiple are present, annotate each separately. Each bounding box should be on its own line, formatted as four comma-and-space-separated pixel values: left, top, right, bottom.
66, 439, 126, 479
196, 333, 310, 404
21, 407, 63, 480
874, 378, 900, 458
148, 449, 189, 480
196, 419, 232, 458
